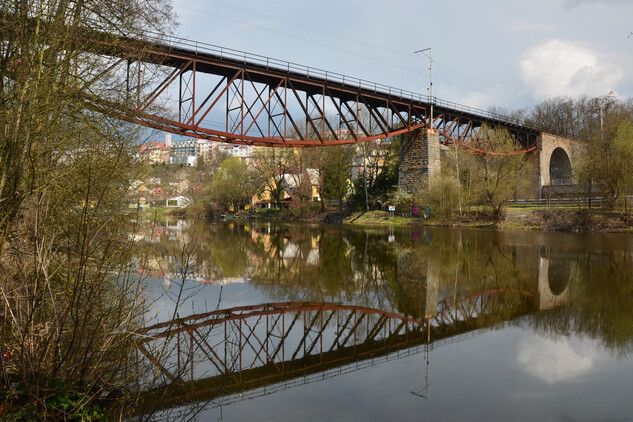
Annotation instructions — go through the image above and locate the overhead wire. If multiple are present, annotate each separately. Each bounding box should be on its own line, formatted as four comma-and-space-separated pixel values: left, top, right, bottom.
174, 2, 417, 73
197, 0, 413, 58
257, 0, 533, 107
173, 1, 532, 110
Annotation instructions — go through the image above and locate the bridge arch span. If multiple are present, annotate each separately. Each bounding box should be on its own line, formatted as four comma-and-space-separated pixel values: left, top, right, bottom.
135, 293, 536, 412
537, 255, 577, 310
538, 133, 580, 188
549, 147, 573, 185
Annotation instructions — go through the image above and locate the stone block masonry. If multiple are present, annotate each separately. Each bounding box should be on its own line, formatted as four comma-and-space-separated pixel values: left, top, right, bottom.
398, 129, 441, 195
538, 133, 581, 187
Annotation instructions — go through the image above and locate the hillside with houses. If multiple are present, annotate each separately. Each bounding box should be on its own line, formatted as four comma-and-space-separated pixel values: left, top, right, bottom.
132, 133, 397, 217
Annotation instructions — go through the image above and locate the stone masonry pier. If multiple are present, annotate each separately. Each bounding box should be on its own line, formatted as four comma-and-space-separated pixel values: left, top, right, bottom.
398, 129, 441, 195
398, 130, 583, 200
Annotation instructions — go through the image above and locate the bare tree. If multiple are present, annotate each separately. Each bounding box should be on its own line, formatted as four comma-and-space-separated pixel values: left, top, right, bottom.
0, 0, 179, 418
466, 126, 527, 222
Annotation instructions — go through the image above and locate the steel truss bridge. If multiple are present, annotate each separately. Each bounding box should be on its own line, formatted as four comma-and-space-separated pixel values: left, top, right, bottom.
134, 289, 534, 413
79, 31, 541, 154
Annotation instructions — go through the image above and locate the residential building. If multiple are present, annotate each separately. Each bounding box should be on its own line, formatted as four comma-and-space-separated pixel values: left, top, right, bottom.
150, 195, 191, 208
170, 139, 197, 165
251, 168, 321, 209
211, 143, 253, 164
138, 141, 170, 164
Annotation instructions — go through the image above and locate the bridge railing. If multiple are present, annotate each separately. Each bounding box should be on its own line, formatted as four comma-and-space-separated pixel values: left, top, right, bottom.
143, 31, 425, 103
433, 97, 521, 126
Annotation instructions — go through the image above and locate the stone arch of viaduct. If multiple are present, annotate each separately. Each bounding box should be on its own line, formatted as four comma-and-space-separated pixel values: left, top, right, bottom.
537, 133, 583, 198
397, 130, 584, 200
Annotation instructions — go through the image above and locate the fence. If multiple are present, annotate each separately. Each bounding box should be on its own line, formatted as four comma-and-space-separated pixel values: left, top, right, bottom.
508, 195, 633, 209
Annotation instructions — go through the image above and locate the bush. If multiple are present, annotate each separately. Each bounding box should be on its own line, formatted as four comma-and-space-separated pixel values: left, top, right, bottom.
255, 208, 281, 219
424, 177, 460, 220
387, 189, 413, 214
1, 379, 107, 421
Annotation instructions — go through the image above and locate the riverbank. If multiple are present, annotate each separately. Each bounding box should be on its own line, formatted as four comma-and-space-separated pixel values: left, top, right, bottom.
344, 208, 633, 232
184, 206, 633, 233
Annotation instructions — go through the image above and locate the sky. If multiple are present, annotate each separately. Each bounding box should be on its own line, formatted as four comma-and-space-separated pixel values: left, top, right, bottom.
171, 0, 633, 114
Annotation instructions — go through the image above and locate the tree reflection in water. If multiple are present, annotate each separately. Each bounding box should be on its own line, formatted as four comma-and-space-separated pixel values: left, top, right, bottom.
130, 220, 633, 420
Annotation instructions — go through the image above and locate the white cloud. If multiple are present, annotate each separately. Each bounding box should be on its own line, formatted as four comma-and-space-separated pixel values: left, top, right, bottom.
519, 39, 623, 99
517, 336, 595, 384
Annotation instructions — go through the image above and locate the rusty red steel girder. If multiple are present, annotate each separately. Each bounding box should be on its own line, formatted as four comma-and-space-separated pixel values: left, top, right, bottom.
135, 290, 535, 406
80, 32, 541, 153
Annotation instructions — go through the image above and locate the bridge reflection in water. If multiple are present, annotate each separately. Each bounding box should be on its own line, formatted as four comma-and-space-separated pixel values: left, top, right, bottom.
135, 288, 536, 412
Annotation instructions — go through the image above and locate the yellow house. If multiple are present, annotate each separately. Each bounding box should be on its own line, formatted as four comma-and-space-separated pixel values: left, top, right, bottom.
251, 169, 321, 209
251, 180, 292, 209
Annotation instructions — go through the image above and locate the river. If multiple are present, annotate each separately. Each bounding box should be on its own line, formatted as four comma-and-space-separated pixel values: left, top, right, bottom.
132, 220, 633, 421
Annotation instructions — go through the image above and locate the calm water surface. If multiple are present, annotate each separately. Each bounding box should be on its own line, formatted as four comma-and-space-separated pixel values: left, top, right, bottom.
134, 220, 633, 421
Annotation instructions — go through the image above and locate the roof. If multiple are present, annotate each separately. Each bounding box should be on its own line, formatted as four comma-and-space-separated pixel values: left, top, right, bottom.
139, 141, 169, 153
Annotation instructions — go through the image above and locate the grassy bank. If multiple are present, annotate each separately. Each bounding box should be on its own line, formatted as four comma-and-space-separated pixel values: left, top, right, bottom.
343, 209, 633, 232
345, 211, 419, 226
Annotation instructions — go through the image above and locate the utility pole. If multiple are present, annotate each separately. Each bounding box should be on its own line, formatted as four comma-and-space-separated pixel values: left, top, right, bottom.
414, 47, 433, 129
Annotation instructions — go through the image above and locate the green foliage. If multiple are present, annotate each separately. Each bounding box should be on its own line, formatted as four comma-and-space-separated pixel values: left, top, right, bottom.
1, 378, 107, 421
321, 145, 355, 214
425, 177, 460, 220
255, 208, 281, 219
612, 120, 633, 192
207, 225, 251, 277
465, 126, 526, 221
387, 189, 412, 213
578, 118, 633, 210
350, 138, 401, 210
210, 156, 254, 211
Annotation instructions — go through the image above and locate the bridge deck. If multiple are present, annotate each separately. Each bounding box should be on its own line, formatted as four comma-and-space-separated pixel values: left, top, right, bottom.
79, 29, 542, 150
